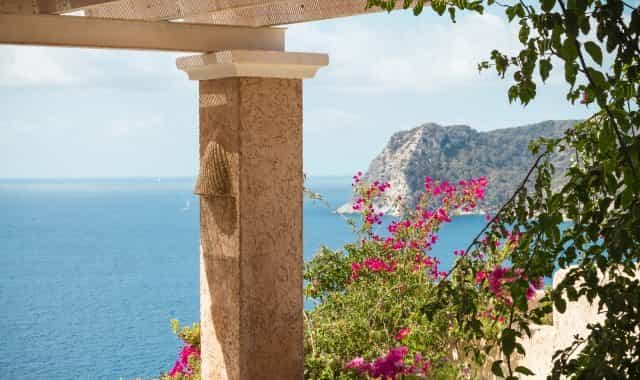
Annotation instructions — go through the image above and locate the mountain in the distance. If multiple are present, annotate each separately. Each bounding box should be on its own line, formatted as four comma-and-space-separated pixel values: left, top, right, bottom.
348, 120, 578, 214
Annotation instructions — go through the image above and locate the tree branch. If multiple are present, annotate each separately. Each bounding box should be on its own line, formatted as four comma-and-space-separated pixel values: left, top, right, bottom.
557, 0, 639, 177
441, 150, 550, 283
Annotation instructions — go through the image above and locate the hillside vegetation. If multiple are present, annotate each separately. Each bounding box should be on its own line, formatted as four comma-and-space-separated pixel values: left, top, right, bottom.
364, 120, 577, 213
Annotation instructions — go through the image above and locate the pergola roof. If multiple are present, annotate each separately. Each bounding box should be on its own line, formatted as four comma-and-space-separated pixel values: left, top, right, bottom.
1, 0, 404, 27
1, 0, 407, 52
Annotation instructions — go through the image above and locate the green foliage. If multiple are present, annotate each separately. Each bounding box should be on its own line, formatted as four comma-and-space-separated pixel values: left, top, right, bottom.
160, 320, 201, 380
368, 0, 640, 378
170, 319, 200, 348
303, 176, 547, 378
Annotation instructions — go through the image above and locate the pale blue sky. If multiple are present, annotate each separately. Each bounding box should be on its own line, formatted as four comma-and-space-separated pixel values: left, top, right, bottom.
0, 8, 592, 178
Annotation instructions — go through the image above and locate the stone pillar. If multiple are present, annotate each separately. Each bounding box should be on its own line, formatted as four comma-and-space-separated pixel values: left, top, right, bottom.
177, 50, 328, 380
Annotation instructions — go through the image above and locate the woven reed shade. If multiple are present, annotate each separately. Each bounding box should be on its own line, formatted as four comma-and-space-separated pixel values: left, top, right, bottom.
79, 0, 405, 26
85, 0, 277, 20
194, 141, 232, 197
188, 0, 405, 27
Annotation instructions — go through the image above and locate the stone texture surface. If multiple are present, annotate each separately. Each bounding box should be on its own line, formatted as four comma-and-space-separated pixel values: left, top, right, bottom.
358, 121, 576, 215
198, 77, 303, 380
515, 266, 639, 379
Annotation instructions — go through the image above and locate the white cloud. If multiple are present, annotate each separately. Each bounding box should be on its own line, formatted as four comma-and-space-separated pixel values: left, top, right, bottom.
288, 12, 520, 94
0, 45, 187, 87
0, 46, 80, 86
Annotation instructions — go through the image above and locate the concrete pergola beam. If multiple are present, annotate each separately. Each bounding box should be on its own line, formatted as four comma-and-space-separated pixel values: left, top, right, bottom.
177, 50, 328, 380
0, 14, 286, 52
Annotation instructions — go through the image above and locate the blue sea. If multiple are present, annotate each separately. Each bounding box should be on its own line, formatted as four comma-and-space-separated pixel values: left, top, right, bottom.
0, 177, 486, 379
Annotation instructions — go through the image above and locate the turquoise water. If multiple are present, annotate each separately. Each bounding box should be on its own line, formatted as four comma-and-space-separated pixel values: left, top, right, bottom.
0, 177, 486, 379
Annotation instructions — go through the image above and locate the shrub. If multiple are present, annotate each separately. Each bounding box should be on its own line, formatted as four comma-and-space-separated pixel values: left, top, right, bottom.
160, 320, 201, 380
303, 175, 545, 379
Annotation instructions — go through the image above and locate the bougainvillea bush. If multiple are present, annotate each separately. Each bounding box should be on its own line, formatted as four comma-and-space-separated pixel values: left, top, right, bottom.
303, 174, 546, 379
161, 320, 202, 380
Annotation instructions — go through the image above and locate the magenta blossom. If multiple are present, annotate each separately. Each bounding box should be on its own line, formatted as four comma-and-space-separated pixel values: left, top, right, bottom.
395, 327, 411, 341
168, 344, 200, 377
346, 357, 371, 375
370, 346, 408, 379
485, 265, 546, 303
347, 346, 430, 379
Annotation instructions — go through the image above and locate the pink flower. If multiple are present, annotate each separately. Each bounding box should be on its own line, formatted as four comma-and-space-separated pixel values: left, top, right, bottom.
350, 258, 397, 281
479, 309, 493, 319
488, 265, 511, 297
346, 357, 370, 374
475, 270, 487, 283
507, 230, 521, 245
395, 327, 411, 341
370, 346, 409, 379
391, 240, 406, 250
485, 265, 544, 303
422, 360, 431, 374
347, 348, 430, 379
351, 262, 363, 280
435, 208, 451, 223
526, 285, 537, 300
168, 344, 200, 377
526, 277, 544, 300
368, 258, 397, 273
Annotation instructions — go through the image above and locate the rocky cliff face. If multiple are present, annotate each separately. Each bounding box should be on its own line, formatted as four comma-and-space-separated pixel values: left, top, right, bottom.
363, 120, 577, 214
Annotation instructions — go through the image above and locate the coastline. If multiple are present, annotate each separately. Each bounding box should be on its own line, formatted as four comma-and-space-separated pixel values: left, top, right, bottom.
335, 202, 488, 216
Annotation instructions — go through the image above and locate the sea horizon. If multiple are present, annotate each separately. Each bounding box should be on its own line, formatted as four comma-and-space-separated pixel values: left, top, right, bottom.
0, 176, 487, 379
0, 174, 356, 181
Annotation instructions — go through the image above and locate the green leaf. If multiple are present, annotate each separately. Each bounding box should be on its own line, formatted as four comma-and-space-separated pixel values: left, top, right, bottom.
491, 360, 505, 377
413, 1, 425, 15
519, 23, 530, 44
448, 7, 456, 22
431, 0, 446, 15
584, 41, 603, 65
587, 68, 607, 89
565, 61, 577, 86
519, 80, 537, 105
580, 15, 590, 35
555, 296, 567, 313
501, 328, 517, 356
508, 85, 519, 103
506, 5, 518, 22
562, 37, 579, 61
541, 0, 555, 12
515, 366, 536, 376
539, 59, 552, 82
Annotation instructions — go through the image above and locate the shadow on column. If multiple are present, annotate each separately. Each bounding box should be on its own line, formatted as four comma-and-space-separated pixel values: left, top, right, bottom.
200, 195, 240, 380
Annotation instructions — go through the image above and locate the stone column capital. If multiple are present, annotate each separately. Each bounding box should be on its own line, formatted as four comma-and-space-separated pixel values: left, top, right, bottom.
176, 50, 329, 80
